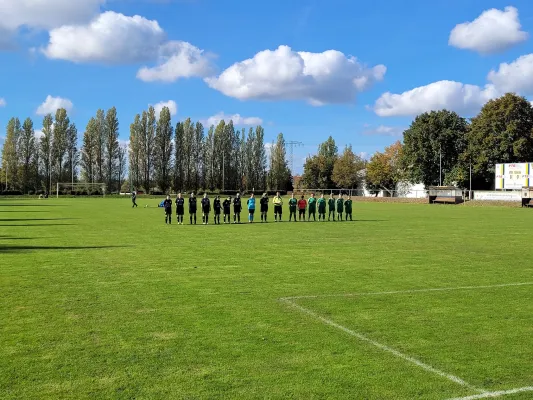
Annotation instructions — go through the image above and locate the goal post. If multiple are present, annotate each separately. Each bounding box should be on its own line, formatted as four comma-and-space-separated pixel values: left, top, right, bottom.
56, 182, 106, 198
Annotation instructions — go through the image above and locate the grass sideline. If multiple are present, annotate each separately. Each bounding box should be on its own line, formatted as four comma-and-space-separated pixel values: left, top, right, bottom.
1, 197, 532, 399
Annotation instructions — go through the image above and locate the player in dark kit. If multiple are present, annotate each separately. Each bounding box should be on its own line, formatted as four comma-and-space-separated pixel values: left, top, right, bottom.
233, 193, 242, 224
163, 195, 172, 224
223, 196, 232, 223
328, 193, 336, 221
189, 192, 197, 224
308, 193, 317, 221
344, 196, 353, 221
317, 193, 327, 221
213, 195, 222, 224
336, 193, 344, 221
175, 192, 185, 224
260, 193, 269, 222
201, 193, 211, 225
288, 193, 297, 222
131, 189, 138, 208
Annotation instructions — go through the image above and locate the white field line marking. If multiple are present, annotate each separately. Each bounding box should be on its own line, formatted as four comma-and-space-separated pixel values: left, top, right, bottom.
446, 386, 533, 399
279, 282, 533, 301
281, 298, 487, 394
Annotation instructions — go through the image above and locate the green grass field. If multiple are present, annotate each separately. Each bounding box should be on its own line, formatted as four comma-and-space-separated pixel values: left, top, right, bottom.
1, 197, 532, 399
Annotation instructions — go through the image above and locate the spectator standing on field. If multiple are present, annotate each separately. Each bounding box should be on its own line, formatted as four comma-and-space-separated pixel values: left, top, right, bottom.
288, 193, 297, 222
273, 191, 283, 222
308, 193, 317, 221
189, 192, 197, 225
201, 193, 211, 225
298, 195, 307, 221
336, 193, 344, 221
260, 193, 269, 222
213, 195, 222, 225
344, 196, 353, 221
317, 193, 326, 221
131, 189, 138, 208
223, 196, 232, 224
175, 192, 185, 224
328, 193, 336, 221
247, 193, 256, 223
233, 193, 242, 224
163, 195, 173, 224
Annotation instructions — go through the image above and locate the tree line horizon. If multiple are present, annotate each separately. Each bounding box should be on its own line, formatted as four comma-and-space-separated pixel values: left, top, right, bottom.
1, 92, 532, 195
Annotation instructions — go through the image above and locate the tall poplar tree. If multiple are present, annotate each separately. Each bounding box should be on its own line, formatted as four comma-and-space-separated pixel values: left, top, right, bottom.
105, 107, 119, 191
154, 106, 173, 193
19, 118, 36, 193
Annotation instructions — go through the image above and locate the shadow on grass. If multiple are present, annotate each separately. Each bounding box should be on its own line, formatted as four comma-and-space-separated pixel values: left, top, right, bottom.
0, 210, 51, 213
0, 204, 61, 207
0, 245, 133, 253
0, 223, 76, 227
0, 237, 38, 240
0, 218, 77, 222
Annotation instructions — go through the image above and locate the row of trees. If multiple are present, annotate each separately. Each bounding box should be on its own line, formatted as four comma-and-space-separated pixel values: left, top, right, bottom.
299, 93, 533, 193
300, 136, 367, 190
0, 105, 293, 194
0, 107, 125, 194
127, 106, 280, 193
3, 92, 530, 194
364, 93, 533, 192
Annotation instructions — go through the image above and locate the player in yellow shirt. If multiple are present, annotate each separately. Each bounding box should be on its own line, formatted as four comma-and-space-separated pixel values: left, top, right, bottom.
273, 191, 283, 222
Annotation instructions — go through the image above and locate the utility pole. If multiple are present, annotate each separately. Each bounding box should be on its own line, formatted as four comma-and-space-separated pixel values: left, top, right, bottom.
286, 141, 303, 174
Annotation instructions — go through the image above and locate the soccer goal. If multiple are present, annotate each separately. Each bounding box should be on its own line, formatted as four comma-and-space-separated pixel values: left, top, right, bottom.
56, 182, 106, 198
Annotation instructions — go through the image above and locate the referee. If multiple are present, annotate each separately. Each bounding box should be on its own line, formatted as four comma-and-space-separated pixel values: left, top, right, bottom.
273, 191, 283, 222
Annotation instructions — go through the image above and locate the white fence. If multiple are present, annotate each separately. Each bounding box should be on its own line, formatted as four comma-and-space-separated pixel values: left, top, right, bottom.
473, 191, 522, 202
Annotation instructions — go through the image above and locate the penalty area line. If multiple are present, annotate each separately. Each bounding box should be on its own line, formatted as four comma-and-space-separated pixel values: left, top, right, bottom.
281, 298, 486, 394
445, 386, 533, 400
279, 282, 533, 301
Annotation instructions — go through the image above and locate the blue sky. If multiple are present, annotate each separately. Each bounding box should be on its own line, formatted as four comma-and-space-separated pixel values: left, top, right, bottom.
1, 0, 533, 173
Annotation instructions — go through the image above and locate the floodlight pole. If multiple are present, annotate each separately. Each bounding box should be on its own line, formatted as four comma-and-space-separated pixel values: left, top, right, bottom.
469, 161, 472, 200
5, 161, 8, 190
439, 144, 442, 186
71, 150, 74, 189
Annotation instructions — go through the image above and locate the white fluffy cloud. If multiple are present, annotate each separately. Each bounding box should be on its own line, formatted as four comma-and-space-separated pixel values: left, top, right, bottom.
36, 95, 73, 116
0, 98, 5, 107
487, 54, 533, 94
40, 11, 215, 80
449, 6, 528, 54
152, 100, 178, 117
0, 0, 104, 32
205, 45, 386, 105
363, 125, 403, 136
373, 52, 533, 117
42, 11, 165, 64
373, 81, 497, 117
137, 41, 215, 82
204, 112, 263, 127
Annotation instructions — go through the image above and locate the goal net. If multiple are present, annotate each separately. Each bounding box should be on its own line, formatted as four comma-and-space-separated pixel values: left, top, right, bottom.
56, 182, 106, 197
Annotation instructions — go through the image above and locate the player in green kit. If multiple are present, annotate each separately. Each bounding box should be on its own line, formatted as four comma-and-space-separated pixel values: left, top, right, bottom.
336, 193, 344, 221
344, 196, 353, 221
288, 193, 297, 222
308, 193, 317, 221
328, 193, 336, 221
317, 193, 326, 221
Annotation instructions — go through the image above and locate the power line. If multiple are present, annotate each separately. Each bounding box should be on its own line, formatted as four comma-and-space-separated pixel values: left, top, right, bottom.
286, 141, 303, 173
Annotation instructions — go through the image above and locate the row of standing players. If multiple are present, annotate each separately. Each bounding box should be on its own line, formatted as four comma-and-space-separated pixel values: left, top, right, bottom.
159, 191, 353, 225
